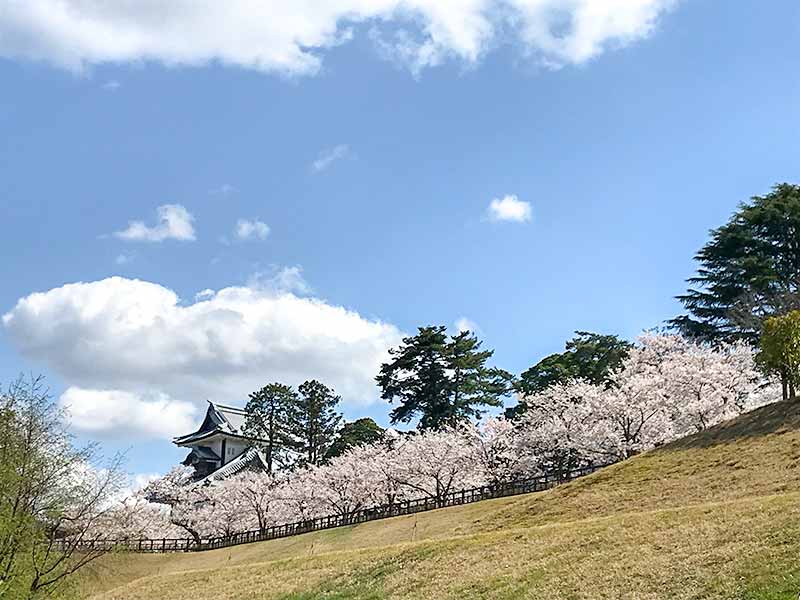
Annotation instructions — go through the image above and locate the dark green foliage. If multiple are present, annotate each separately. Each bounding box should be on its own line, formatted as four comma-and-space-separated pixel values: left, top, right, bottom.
376, 326, 513, 430
243, 383, 299, 474
324, 418, 385, 460
377, 326, 451, 429
448, 331, 514, 424
288, 380, 343, 466
508, 331, 631, 418
672, 183, 800, 344
517, 331, 631, 394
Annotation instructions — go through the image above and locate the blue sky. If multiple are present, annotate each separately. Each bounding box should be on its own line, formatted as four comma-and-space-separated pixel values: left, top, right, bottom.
1, 0, 799, 478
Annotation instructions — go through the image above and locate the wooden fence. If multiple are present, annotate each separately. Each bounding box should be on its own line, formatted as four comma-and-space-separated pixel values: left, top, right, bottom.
65, 462, 611, 554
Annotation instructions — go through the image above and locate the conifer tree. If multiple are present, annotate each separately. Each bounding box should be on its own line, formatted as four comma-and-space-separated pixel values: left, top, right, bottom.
288, 380, 342, 466
324, 417, 385, 460
377, 326, 513, 430
448, 330, 514, 425
672, 183, 800, 343
243, 383, 298, 474
377, 326, 451, 430
507, 331, 631, 418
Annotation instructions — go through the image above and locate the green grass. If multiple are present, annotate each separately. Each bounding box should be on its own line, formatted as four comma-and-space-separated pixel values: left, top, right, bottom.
81, 400, 800, 599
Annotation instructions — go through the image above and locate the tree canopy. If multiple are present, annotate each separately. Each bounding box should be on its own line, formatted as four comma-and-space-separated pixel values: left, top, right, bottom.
376, 326, 513, 430
759, 310, 800, 401
324, 417, 385, 460
243, 383, 298, 474
0, 376, 124, 599
135, 334, 780, 547
672, 183, 800, 343
517, 331, 631, 395
508, 331, 631, 418
287, 380, 342, 466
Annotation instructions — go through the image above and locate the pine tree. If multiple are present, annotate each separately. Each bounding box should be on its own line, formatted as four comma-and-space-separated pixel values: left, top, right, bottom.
288, 380, 343, 466
448, 331, 513, 425
243, 383, 298, 474
672, 183, 800, 343
376, 326, 513, 430
507, 331, 631, 418
377, 326, 451, 430
324, 417, 385, 460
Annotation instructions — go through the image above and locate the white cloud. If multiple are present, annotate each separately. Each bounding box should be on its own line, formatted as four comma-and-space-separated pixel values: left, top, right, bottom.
512, 0, 680, 65
3, 276, 404, 439
115, 253, 134, 265
312, 144, 351, 172
59, 387, 197, 440
0, 1, 678, 76
247, 266, 312, 295
235, 219, 270, 241
487, 194, 532, 223
101, 79, 121, 91
194, 288, 215, 301
454, 317, 481, 335
113, 204, 196, 242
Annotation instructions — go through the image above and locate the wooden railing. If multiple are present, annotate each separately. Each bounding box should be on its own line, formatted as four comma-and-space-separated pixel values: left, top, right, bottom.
64, 462, 611, 554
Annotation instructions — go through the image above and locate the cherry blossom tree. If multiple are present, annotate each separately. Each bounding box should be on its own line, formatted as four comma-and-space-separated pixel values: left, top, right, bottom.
389, 428, 482, 506
88, 495, 184, 540
354, 442, 408, 507
469, 417, 528, 485
104, 334, 781, 543
141, 465, 194, 505
199, 483, 252, 537
584, 371, 673, 459
273, 470, 326, 523
515, 380, 601, 471
647, 334, 771, 434
142, 466, 211, 543
305, 448, 385, 516
221, 471, 281, 533
517, 334, 779, 462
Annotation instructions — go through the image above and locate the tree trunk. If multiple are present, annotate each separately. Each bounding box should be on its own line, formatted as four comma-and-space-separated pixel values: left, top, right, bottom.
781, 368, 789, 401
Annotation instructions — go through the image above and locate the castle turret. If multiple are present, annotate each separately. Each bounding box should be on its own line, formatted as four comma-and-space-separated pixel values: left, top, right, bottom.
173, 401, 267, 482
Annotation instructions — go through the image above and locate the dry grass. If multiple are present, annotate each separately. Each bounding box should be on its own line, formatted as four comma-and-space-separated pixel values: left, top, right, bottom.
80, 400, 800, 600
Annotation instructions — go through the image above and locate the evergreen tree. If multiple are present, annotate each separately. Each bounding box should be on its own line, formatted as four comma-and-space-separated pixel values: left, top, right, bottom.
508, 331, 631, 418
377, 326, 451, 430
324, 417, 385, 460
672, 183, 800, 343
288, 380, 342, 466
448, 330, 514, 425
376, 326, 513, 430
243, 383, 298, 474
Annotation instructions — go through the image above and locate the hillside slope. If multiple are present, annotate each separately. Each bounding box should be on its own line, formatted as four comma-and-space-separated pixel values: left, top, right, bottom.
82, 400, 800, 600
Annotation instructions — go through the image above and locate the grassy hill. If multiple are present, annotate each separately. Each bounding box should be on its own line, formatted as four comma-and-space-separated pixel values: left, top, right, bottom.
81, 400, 800, 600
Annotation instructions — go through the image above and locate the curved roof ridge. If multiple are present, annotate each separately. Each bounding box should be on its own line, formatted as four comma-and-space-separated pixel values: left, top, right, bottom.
195, 446, 267, 485
211, 401, 247, 412
174, 401, 252, 445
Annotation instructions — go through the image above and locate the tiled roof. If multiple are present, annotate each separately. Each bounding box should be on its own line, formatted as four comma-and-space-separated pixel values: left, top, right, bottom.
196, 446, 267, 484
173, 401, 250, 445
212, 403, 247, 433
190, 446, 220, 461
